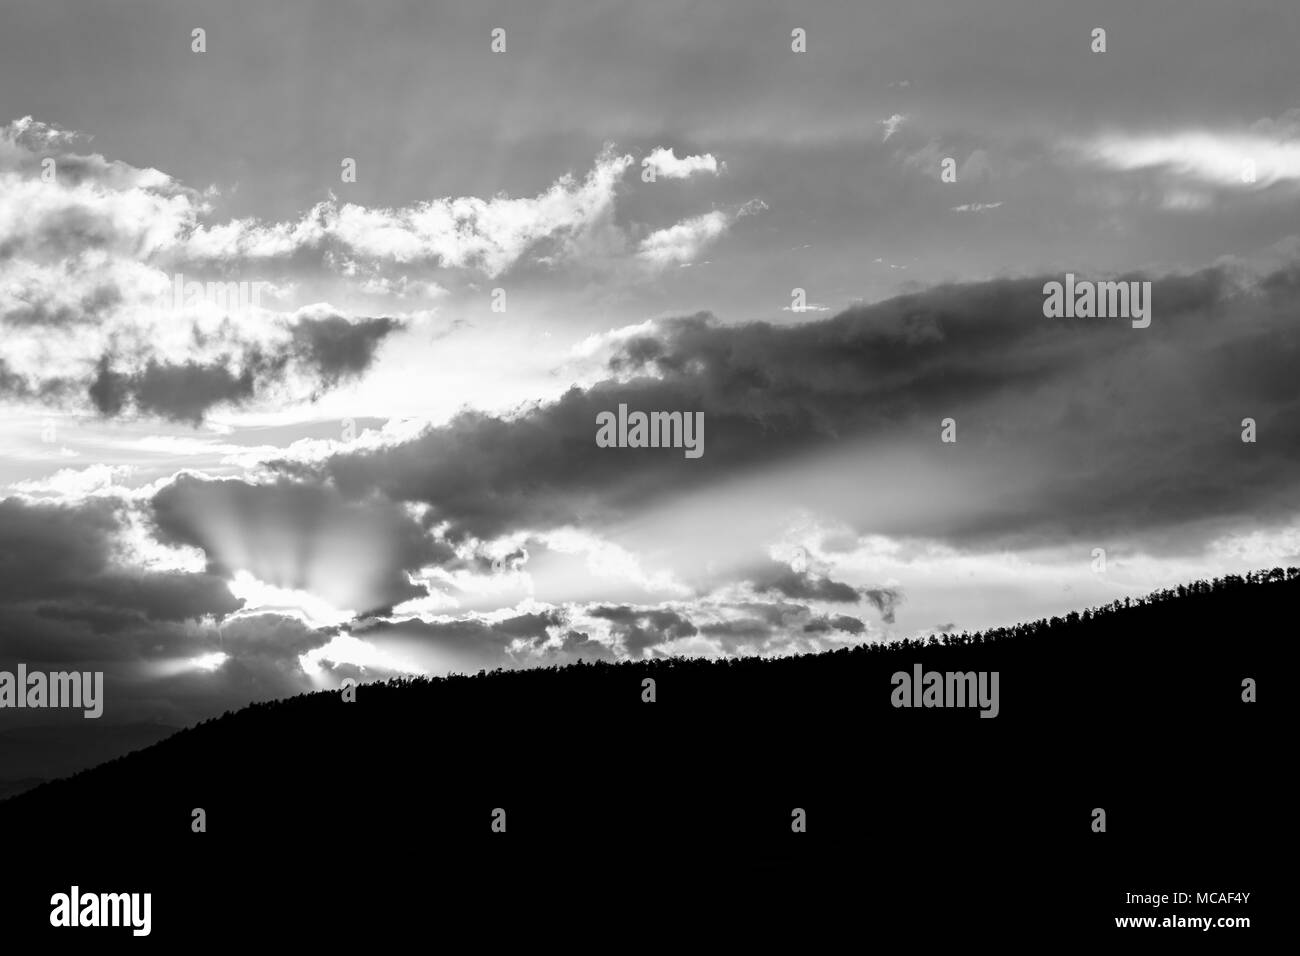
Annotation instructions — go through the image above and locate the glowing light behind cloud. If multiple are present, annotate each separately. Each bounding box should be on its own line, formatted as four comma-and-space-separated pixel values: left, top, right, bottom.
227, 569, 355, 629
148, 651, 230, 678
1080, 131, 1300, 187
191, 651, 228, 671
299, 633, 429, 682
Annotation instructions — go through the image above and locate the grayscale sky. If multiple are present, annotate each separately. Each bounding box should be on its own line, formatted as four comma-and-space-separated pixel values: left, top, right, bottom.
1, 0, 1297, 768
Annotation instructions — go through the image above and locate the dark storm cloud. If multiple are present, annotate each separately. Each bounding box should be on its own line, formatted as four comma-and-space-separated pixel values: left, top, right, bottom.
492, 610, 565, 640
279, 258, 1300, 552
352, 610, 563, 674
551, 629, 617, 663
0, 496, 243, 663
109, 613, 337, 726
302, 280, 1078, 541
213, 614, 337, 687
862, 588, 903, 624
342, 608, 717, 675
0, 492, 346, 743
738, 560, 902, 623
588, 606, 698, 657
150, 474, 451, 615
0, 493, 347, 785
89, 355, 262, 423
802, 615, 866, 636
83, 315, 401, 424
744, 561, 871, 603
353, 600, 873, 673
288, 315, 403, 389
696, 602, 866, 653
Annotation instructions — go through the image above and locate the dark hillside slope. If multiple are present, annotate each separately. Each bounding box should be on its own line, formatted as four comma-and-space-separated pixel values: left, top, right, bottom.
1, 571, 1282, 940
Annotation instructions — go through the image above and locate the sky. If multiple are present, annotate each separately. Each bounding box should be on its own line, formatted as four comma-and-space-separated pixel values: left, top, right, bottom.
1, 0, 1299, 779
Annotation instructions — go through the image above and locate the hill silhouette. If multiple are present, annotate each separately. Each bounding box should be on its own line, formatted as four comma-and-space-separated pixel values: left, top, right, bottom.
0, 720, 178, 800
1, 571, 1279, 941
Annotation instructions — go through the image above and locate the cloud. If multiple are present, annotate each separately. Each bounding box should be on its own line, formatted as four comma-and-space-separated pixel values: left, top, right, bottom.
346, 595, 870, 672
1076, 114, 1300, 188
7, 464, 130, 500
0, 117, 198, 261
641, 147, 723, 179
348, 609, 567, 674
587, 605, 698, 657
637, 199, 766, 268
356, 275, 447, 299
276, 256, 1300, 555
9, 119, 767, 420
81, 314, 401, 423
287, 314, 402, 391
744, 560, 868, 604
734, 560, 902, 622
880, 113, 907, 142
0, 490, 429, 738
862, 587, 903, 624
149, 475, 453, 616
693, 600, 868, 654
802, 614, 866, 635
0, 485, 883, 707
0, 118, 412, 420
177, 145, 636, 276
0, 496, 243, 664
0, 119, 763, 420
638, 211, 730, 267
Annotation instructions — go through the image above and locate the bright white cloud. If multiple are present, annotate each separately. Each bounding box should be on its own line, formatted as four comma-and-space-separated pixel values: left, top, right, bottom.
1079, 127, 1300, 188
637, 199, 766, 268
880, 113, 907, 142
299, 633, 428, 679
641, 146, 723, 179
182, 147, 636, 277
227, 570, 356, 629
7, 463, 130, 499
